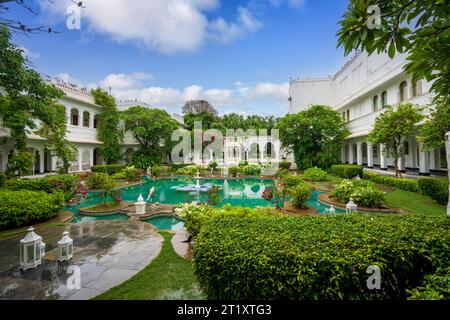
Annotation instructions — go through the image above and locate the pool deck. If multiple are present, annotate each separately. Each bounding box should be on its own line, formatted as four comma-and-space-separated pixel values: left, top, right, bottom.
0, 220, 162, 300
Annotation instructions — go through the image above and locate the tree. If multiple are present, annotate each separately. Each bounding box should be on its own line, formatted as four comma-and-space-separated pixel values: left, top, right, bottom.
91, 88, 124, 164
368, 103, 423, 177
122, 106, 179, 168
184, 111, 222, 132
276, 105, 349, 170
182, 100, 218, 116
0, 26, 65, 177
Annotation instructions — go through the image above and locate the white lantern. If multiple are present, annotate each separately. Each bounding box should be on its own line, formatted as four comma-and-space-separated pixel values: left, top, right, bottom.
135, 194, 146, 215
58, 231, 74, 262
20, 227, 46, 271
328, 205, 336, 214
346, 198, 358, 213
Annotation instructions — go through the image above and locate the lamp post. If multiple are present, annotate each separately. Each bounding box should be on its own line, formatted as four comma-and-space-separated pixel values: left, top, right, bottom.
57, 231, 74, 262
346, 198, 358, 213
135, 194, 146, 215
20, 227, 46, 271
328, 205, 336, 215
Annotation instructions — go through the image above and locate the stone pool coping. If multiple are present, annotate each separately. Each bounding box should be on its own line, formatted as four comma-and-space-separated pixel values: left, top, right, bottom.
78, 202, 133, 216
317, 194, 403, 213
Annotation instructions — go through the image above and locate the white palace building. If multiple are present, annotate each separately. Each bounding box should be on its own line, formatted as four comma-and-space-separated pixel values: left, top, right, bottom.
289, 51, 447, 176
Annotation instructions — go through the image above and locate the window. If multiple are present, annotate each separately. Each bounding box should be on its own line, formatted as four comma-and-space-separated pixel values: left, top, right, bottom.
399, 81, 408, 102
70, 108, 79, 126
381, 91, 388, 108
93, 115, 99, 128
342, 112, 346, 120
372, 95, 379, 112
403, 141, 409, 155
83, 111, 90, 127
373, 145, 378, 158
346, 110, 350, 121
412, 79, 422, 97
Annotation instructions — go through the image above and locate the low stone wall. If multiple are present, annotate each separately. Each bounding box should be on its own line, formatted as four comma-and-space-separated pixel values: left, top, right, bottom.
78, 202, 132, 216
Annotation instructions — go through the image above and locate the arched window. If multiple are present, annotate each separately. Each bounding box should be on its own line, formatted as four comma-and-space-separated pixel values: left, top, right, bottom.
372, 95, 379, 112
412, 79, 422, 97
70, 108, 79, 126
93, 114, 100, 128
381, 91, 388, 108
83, 111, 90, 127
399, 81, 408, 102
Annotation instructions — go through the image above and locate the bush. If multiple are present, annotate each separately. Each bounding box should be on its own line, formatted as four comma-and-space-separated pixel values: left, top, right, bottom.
151, 165, 162, 177
288, 183, 311, 209
170, 163, 193, 172
364, 172, 420, 193
279, 161, 291, 170
303, 167, 327, 181
243, 164, 261, 176
112, 166, 141, 180
208, 160, 218, 171
332, 179, 384, 208
418, 178, 449, 205
238, 160, 248, 167
0, 190, 65, 228
407, 267, 450, 300
177, 165, 200, 175
85, 172, 115, 190
331, 164, 363, 179
0, 172, 6, 188
91, 164, 126, 175
282, 174, 304, 188
193, 214, 450, 300
228, 166, 242, 177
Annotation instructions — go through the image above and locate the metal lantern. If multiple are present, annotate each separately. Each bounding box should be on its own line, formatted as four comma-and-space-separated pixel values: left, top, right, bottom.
58, 231, 74, 262
20, 227, 46, 271
346, 198, 358, 213
328, 205, 336, 214
135, 194, 146, 215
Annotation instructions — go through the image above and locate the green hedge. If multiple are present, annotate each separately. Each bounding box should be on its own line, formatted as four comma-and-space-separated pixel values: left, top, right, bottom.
91, 164, 126, 175
331, 164, 363, 179
5, 174, 80, 201
303, 167, 327, 181
279, 161, 291, 170
363, 172, 420, 193
193, 214, 450, 300
0, 190, 65, 228
417, 178, 449, 205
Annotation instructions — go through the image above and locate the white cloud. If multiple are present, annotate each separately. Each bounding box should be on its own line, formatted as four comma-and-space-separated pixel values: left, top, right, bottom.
99, 72, 153, 90
19, 46, 40, 60
40, 0, 263, 54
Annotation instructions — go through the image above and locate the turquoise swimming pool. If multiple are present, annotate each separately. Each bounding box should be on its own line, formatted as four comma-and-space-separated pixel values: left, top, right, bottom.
66, 177, 344, 221
146, 215, 185, 230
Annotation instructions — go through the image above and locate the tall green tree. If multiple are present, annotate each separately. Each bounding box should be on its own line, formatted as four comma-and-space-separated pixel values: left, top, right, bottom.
91, 88, 124, 164
368, 103, 423, 177
122, 106, 179, 168
276, 105, 349, 170
0, 26, 65, 176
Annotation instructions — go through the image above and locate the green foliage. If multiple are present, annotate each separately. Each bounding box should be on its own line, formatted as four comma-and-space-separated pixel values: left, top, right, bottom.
276, 105, 350, 170
303, 167, 327, 181
333, 179, 385, 208
0, 26, 65, 176
122, 106, 179, 165
207, 160, 218, 171
369, 103, 423, 177
363, 172, 420, 193
193, 214, 450, 300
208, 185, 221, 206
279, 161, 291, 170
85, 172, 115, 190
407, 267, 450, 300
0, 190, 65, 228
242, 164, 261, 176
0, 172, 6, 188
238, 160, 248, 167
170, 163, 193, 172
151, 165, 162, 177
91, 88, 124, 164
112, 166, 141, 180
419, 99, 450, 150
288, 183, 311, 209
177, 165, 200, 175
228, 166, 242, 177
91, 164, 126, 175
281, 174, 304, 188
331, 164, 363, 179
417, 178, 449, 205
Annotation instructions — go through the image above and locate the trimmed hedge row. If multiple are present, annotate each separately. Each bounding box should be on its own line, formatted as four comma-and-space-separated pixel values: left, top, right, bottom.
0, 190, 65, 228
91, 164, 126, 175
193, 214, 450, 300
331, 164, 363, 179
363, 172, 420, 193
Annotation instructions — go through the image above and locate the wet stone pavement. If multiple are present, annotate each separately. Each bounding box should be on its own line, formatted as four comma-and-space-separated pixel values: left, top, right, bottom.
0, 220, 162, 300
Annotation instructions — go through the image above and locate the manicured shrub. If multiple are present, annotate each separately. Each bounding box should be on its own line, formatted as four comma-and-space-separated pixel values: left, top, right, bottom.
238, 160, 248, 167
332, 179, 384, 208
288, 183, 311, 209
91, 164, 126, 175
151, 165, 162, 177
228, 166, 242, 177
243, 164, 261, 176
279, 161, 291, 170
177, 164, 200, 175
418, 178, 449, 205
85, 172, 115, 190
407, 267, 450, 300
112, 166, 141, 180
208, 160, 218, 171
193, 214, 450, 300
170, 163, 193, 172
303, 167, 328, 181
331, 164, 363, 179
363, 172, 420, 193
282, 174, 304, 188
0, 190, 65, 228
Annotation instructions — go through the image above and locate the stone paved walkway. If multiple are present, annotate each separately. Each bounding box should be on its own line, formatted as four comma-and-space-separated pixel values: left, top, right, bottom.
0, 220, 162, 300
171, 229, 191, 259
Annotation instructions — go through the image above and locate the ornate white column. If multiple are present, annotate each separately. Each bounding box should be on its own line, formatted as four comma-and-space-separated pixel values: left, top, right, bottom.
51, 156, 57, 172
418, 143, 430, 176
398, 155, 406, 173
445, 132, 450, 217
348, 144, 354, 164
356, 142, 363, 166
429, 149, 436, 170
77, 148, 83, 172
2, 150, 9, 172
39, 149, 45, 174
367, 142, 374, 168
341, 147, 346, 164
380, 144, 387, 170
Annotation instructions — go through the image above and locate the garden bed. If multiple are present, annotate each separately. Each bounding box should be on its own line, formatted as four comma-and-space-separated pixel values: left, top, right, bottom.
78, 202, 132, 216
282, 202, 317, 216
317, 194, 402, 213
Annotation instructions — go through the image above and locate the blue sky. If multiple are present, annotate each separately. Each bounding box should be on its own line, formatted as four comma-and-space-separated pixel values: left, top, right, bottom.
10, 0, 349, 116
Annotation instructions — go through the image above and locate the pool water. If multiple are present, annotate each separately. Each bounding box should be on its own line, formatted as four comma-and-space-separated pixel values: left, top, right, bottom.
66, 178, 343, 222
146, 216, 185, 230
71, 213, 129, 223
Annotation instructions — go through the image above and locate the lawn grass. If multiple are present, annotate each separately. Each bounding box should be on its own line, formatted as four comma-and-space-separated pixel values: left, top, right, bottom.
94, 231, 204, 300
384, 189, 447, 216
